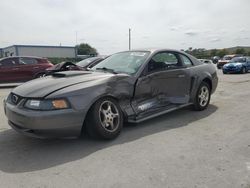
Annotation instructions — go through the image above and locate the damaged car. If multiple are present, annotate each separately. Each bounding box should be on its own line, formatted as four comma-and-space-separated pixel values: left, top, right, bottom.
4, 49, 218, 139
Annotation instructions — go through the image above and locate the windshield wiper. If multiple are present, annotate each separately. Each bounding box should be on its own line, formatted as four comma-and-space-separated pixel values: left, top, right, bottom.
96, 67, 118, 74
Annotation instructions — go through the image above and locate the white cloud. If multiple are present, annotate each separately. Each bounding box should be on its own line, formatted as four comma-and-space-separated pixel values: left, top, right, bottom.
0, 0, 250, 54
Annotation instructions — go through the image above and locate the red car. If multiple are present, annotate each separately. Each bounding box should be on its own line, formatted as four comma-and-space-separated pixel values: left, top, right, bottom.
0, 56, 53, 83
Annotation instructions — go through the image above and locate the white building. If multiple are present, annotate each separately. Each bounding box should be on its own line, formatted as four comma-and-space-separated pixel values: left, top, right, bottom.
0, 45, 77, 58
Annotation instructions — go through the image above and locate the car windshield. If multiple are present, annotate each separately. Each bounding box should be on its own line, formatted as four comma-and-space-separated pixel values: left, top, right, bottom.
230, 57, 246, 63
92, 51, 150, 75
76, 57, 99, 67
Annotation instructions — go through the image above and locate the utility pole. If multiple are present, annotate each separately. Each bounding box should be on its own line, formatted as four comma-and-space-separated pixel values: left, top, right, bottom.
75, 31, 78, 46
129, 28, 131, 50
75, 31, 78, 57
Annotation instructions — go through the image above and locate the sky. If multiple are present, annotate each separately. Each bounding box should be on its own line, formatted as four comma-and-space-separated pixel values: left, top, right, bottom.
0, 0, 249, 55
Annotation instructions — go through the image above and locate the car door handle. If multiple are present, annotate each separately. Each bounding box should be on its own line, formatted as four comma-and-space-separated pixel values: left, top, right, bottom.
178, 74, 185, 78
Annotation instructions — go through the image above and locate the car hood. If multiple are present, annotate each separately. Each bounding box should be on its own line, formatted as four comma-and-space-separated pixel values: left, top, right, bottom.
12, 71, 114, 98
225, 62, 243, 67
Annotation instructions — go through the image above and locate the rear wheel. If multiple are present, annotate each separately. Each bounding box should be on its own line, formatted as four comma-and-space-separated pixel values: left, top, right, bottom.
193, 82, 211, 111
35, 72, 46, 78
85, 97, 123, 140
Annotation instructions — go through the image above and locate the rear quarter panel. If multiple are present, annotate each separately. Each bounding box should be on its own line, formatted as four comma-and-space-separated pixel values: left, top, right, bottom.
189, 63, 218, 102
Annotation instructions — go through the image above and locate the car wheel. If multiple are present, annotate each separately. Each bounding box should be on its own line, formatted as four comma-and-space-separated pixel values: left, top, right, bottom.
193, 82, 211, 111
85, 97, 123, 140
223, 70, 227, 74
241, 67, 246, 74
35, 73, 46, 78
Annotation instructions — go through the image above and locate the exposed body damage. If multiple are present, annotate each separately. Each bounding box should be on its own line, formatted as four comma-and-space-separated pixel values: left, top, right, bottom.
4, 49, 218, 138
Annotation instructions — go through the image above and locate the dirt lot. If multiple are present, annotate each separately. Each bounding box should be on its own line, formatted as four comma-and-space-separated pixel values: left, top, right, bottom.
0, 71, 250, 188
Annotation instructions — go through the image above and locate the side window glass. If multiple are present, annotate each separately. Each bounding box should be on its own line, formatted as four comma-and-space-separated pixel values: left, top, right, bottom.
148, 52, 180, 72
181, 55, 193, 66
19, 58, 38, 65
0, 59, 17, 67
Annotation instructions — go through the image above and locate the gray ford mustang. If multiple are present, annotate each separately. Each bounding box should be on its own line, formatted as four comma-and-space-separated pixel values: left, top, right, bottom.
4, 49, 218, 139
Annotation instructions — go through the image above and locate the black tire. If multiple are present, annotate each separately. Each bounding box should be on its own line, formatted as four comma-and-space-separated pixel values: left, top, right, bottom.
85, 97, 123, 140
241, 67, 246, 74
35, 72, 46, 78
223, 70, 227, 74
193, 81, 211, 111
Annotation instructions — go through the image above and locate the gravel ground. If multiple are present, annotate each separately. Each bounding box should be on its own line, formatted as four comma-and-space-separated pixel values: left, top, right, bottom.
0, 71, 250, 188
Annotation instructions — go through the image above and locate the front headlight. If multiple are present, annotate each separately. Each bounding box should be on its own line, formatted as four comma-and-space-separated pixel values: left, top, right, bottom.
24, 99, 70, 110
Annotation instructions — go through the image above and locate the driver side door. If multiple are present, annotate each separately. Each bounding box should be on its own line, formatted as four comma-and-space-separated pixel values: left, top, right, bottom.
131, 51, 192, 117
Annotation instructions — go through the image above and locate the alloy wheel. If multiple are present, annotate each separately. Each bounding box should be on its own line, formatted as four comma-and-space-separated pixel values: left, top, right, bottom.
198, 86, 209, 107
99, 101, 120, 132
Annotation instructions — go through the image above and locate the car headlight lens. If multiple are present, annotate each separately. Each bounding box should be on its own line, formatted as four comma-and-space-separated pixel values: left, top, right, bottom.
24, 99, 70, 110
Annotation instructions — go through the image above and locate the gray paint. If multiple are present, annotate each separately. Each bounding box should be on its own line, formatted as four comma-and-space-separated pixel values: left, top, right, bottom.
4, 49, 218, 138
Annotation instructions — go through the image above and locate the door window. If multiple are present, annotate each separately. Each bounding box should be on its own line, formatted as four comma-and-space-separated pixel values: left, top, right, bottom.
180, 54, 193, 66
19, 57, 38, 65
148, 52, 181, 72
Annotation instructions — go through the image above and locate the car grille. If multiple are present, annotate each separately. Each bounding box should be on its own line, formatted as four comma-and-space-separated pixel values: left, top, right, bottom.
227, 66, 236, 70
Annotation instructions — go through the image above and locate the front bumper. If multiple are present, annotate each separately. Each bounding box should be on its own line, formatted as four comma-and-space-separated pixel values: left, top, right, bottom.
4, 100, 85, 138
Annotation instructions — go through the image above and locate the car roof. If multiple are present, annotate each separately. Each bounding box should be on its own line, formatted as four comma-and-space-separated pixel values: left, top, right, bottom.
0, 56, 46, 60
117, 49, 192, 56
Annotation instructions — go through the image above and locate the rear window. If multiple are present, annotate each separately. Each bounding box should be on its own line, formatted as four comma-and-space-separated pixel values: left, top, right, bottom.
223, 56, 233, 60
77, 57, 99, 67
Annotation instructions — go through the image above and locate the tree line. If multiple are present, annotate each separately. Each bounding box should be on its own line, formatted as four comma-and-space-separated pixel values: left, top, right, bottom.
184, 47, 250, 59
76, 43, 250, 59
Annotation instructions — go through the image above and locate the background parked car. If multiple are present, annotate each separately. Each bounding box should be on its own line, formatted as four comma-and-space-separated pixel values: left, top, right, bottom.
76, 57, 105, 69
217, 54, 242, 69
45, 61, 84, 76
223, 56, 250, 74
0, 56, 53, 83
212, 56, 220, 64
45, 57, 105, 76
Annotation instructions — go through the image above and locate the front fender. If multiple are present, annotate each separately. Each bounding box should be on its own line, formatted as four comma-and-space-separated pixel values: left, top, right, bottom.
46, 76, 136, 121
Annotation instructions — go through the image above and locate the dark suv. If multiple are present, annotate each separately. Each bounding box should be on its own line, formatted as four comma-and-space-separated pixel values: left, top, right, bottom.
0, 56, 53, 83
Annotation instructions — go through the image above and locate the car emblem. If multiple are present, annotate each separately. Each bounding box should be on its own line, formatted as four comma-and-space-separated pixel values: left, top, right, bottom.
12, 94, 19, 104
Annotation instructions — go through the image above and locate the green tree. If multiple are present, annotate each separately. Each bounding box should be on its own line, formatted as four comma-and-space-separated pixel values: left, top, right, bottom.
185, 48, 209, 59
210, 49, 218, 57
217, 49, 228, 58
76, 43, 98, 56
235, 48, 246, 55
